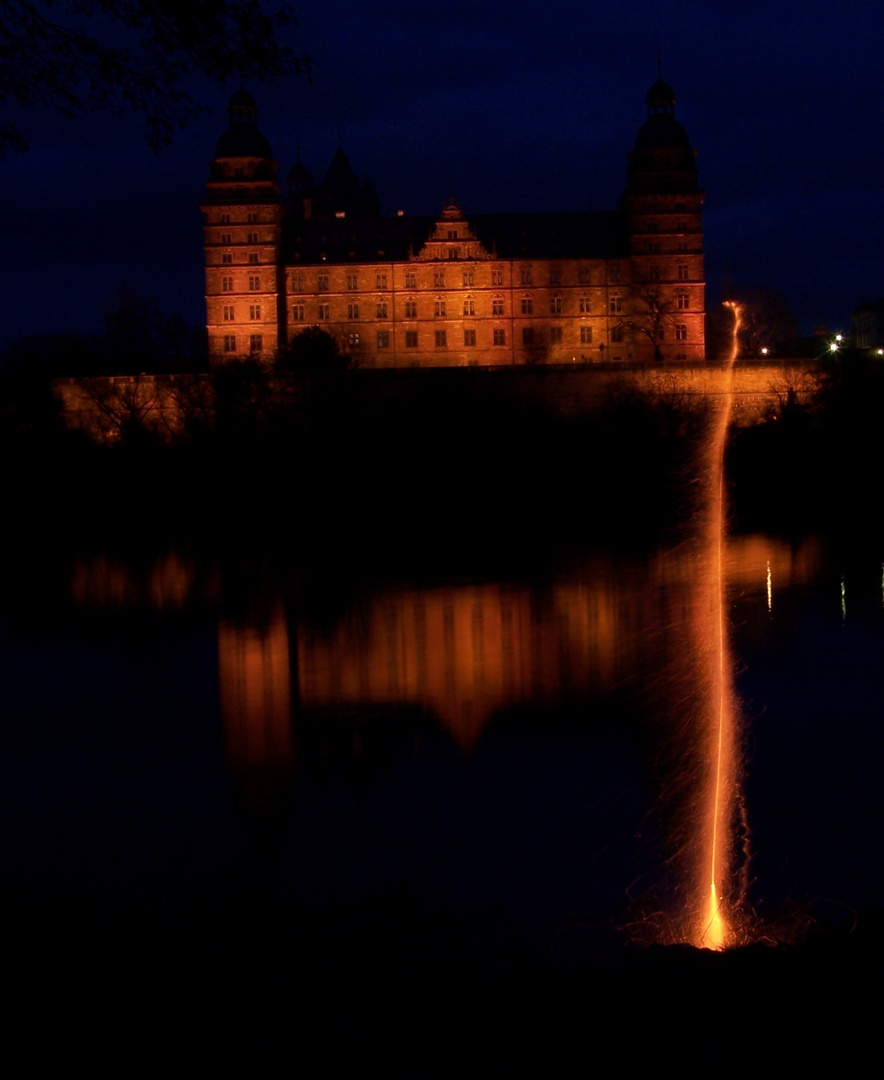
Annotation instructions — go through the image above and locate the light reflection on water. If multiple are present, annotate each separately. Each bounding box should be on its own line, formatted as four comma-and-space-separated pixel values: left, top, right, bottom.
3, 531, 868, 932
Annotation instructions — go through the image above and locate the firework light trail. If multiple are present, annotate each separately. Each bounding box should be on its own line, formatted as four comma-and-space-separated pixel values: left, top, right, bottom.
695, 300, 743, 950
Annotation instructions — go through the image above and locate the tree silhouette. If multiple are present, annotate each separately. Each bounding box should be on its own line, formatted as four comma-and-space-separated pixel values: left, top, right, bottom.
0, 0, 307, 154
617, 284, 678, 363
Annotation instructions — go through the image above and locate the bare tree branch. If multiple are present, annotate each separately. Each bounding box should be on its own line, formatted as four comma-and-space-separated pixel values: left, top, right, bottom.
0, 0, 307, 153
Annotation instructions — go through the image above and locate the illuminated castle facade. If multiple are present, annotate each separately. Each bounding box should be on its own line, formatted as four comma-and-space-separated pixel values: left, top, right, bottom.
202, 81, 705, 367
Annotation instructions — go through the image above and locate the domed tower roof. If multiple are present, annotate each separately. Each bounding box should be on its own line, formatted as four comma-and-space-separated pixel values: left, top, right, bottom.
214, 89, 273, 159
623, 76, 700, 200
634, 77, 692, 152
644, 78, 676, 113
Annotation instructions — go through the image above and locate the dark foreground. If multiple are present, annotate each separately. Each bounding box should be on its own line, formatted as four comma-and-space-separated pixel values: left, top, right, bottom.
4, 888, 881, 1074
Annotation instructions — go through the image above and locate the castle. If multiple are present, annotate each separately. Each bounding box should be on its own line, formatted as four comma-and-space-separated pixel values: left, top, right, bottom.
202, 80, 705, 367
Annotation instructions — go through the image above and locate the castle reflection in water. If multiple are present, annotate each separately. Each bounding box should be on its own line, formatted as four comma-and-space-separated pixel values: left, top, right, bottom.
72, 536, 822, 777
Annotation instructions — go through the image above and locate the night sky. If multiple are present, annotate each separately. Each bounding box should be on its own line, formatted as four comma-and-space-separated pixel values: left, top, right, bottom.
3, 0, 884, 348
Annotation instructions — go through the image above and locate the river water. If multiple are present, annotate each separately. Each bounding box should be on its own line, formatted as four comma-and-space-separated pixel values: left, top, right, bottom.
3, 528, 881, 939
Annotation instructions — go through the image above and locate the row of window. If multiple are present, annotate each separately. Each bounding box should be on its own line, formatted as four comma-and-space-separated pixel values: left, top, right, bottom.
221, 327, 690, 355
220, 253, 262, 265
218, 213, 260, 225
222, 305, 264, 321
218, 232, 261, 245
287, 294, 691, 320
290, 266, 624, 292
223, 333, 264, 353
307, 326, 693, 350
221, 276, 265, 291
306, 293, 693, 319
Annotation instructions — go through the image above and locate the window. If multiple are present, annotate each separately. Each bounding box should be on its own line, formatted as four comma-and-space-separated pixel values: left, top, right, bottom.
292, 304, 305, 321
648, 265, 660, 280
377, 330, 389, 348
222, 253, 232, 264
550, 326, 563, 344
318, 303, 330, 320
464, 329, 476, 346
405, 271, 416, 289
677, 294, 690, 310
611, 326, 624, 342
248, 253, 259, 264
376, 273, 387, 288
405, 300, 417, 319
434, 299, 446, 317
493, 329, 506, 346
433, 270, 445, 288
222, 276, 233, 292
677, 241, 688, 253
549, 267, 561, 285
347, 273, 358, 290
648, 240, 661, 254
463, 269, 473, 287
609, 295, 622, 314
248, 275, 260, 290
521, 296, 533, 315
677, 264, 689, 280
435, 330, 447, 347
675, 324, 688, 340
521, 266, 532, 285
248, 232, 258, 244
579, 296, 591, 314
550, 296, 562, 315
376, 302, 388, 319
220, 214, 230, 225
492, 298, 504, 316
463, 297, 474, 316
247, 212, 257, 224
223, 334, 236, 352
348, 332, 360, 346
522, 327, 535, 345
580, 326, 592, 344
609, 265, 621, 283
348, 302, 359, 319
223, 305, 235, 321
448, 248, 459, 260
249, 304, 261, 320
578, 267, 591, 285
447, 229, 458, 239
677, 221, 688, 232
249, 334, 263, 352
405, 330, 418, 348
220, 233, 232, 245
491, 267, 503, 285
292, 274, 303, 291
318, 274, 329, 291
676, 352, 687, 361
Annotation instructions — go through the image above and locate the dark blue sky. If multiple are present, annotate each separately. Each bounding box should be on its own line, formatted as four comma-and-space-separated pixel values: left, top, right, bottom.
3, 0, 883, 346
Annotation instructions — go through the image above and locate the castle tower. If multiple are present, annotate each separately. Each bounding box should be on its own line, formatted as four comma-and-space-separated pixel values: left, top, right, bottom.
623, 78, 705, 362
202, 90, 282, 363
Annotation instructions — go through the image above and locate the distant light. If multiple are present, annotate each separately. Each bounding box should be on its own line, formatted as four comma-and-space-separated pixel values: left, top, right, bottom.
835, 333, 843, 342
877, 348, 884, 356
761, 347, 769, 356
335, 210, 346, 218
829, 341, 839, 352
397, 209, 405, 217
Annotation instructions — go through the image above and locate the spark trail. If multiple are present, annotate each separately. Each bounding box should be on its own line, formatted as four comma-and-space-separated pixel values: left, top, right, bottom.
695, 301, 742, 950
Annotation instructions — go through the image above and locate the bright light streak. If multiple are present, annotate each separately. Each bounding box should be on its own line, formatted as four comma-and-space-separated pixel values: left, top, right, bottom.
766, 559, 772, 614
